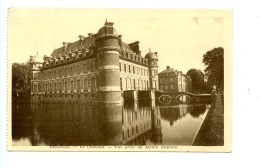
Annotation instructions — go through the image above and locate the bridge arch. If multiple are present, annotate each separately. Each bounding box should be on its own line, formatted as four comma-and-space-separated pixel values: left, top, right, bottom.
158, 95, 172, 104
175, 94, 192, 104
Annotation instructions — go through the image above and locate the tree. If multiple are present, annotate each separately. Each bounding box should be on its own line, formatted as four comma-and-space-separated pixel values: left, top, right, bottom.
202, 47, 224, 90
186, 69, 205, 93
12, 62, 31, 102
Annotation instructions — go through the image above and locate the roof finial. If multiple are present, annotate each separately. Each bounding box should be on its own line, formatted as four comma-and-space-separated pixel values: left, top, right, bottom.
149, 48, 151, 52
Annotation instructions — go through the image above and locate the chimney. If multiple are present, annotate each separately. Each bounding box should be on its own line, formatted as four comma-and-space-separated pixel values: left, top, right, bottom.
118, 35, 122, 47
166, 66, 170, 69
63, 42, 68, 52
154, 52, 158, 55
104, 19, 114, 27
62, 42, 68, 47
88, 33, 93, 37
79, 35, 85, 41
30, 56, 33, 62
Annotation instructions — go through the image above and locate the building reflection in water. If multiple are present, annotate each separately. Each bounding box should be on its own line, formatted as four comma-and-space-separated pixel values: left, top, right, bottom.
160, 104, 208, 127
123, 100, 162, 145
12, 101, 209, 146
14, 100, 162, 146
159, 104, 210, 145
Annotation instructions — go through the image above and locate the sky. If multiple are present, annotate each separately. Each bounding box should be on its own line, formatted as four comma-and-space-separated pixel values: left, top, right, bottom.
8, 8, 224, 74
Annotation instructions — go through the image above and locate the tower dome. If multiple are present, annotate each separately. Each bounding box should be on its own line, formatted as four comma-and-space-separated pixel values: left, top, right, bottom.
145, 52, 157, 60
97, 20, 118, 39
30, 53, 43, 63
34, 54, 43, 63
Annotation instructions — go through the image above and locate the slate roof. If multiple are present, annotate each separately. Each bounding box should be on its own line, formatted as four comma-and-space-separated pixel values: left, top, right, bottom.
122, 42, 134, 52
50, 35, 97, 58
159, 68, 178, 75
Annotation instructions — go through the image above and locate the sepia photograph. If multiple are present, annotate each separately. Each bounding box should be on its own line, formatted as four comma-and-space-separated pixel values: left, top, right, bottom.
8, 8, 232, 151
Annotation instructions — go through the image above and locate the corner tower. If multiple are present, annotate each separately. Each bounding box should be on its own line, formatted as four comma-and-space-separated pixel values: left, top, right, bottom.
95, 21, 123, 104
145, 50, 159, 90
29, 53, 43, 102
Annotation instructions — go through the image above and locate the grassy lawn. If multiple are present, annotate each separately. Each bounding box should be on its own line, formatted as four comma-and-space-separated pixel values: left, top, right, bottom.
193, 94, 224, 146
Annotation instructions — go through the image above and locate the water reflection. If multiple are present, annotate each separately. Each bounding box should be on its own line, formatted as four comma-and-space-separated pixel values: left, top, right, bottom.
159, 104, 210, 145
12, 101, 210, 146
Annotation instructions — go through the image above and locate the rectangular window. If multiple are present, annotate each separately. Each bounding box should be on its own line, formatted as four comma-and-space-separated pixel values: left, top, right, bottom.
133, 66, 135, 74
65, 81, 67, 91
124, 64, 126, 72
77, 65, 80, 74
65, 68, 67, 76
59, 82, 62, 91
59, 69, 61, 78
77, 80, 80, 90
38, 84, 41, 92
120, 78, 122, 90
84, 79, 87, 89
71, 81, 74, 90
128, 65, 131, 73
91, 62, 94, 72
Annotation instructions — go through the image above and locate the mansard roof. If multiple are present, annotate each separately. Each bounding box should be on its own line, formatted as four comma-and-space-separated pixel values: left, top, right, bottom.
122, 42, 134, 52
51, 35, 97, 58
159, 68, 177, 75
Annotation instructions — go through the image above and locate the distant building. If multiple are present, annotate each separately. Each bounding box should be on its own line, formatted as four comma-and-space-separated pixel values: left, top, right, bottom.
158, 66, 191, 92
29, 20, 159, 103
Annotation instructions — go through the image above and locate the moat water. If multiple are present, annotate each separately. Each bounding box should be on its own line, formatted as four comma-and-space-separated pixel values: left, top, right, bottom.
12, 101, 210, 146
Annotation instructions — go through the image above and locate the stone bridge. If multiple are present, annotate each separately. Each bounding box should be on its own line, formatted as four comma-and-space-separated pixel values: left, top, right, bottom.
155, 91, 211, 104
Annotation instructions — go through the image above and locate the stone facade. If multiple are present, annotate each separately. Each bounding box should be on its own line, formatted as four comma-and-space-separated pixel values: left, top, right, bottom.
158, 66, 191, 93
29, 21, 159, 103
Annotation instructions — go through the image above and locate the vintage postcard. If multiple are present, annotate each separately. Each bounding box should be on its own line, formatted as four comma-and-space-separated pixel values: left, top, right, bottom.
7, 8, 232, 152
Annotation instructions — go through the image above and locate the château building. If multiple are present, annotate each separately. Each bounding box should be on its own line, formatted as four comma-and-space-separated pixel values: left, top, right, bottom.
29, 20, 159, 103
158, 66, 191, 92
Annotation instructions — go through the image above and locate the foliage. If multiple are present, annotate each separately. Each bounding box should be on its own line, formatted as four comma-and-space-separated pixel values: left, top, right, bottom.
202, 47, 224, 89
186, 69, 205, 92
12, 62, 31, 102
